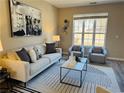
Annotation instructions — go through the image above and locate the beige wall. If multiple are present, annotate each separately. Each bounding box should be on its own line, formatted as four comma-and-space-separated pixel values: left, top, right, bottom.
0, 0, 124, 59
58, 3, 124, 59
0, 0, 58, 51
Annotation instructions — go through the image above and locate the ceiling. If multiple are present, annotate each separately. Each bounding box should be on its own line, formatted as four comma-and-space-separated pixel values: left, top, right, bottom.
44, 0, 124, 8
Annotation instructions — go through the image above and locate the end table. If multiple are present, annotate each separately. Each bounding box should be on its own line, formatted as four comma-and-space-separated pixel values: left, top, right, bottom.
0, 70, 11, 92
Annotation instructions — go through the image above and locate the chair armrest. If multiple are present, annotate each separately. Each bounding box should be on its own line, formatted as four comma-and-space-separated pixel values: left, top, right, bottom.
0, 59, 30, 82
56, 48, 62, 54
88, 47, 93, 59
89, 47, 93, 54
68, 46, 72, 55
80, 46, 84, 52
103, 48, 107, 56
68, 46, 72, 52
80, 46, 84, 57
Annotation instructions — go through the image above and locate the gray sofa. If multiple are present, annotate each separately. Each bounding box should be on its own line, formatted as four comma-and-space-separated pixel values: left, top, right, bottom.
88, 47, 107, 63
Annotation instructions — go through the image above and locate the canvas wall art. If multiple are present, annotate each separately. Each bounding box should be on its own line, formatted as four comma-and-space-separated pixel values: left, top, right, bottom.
9, 0, 42, 37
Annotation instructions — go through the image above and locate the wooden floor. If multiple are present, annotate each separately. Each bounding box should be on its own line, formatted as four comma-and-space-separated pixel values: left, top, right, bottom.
106, 60, 124, 92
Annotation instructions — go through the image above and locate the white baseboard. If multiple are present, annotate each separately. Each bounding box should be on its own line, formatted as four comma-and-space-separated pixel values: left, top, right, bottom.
107, 57, 124, 61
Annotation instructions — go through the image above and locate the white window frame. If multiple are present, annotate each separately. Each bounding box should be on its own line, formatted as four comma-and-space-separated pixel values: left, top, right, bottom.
72, 13, 108, 47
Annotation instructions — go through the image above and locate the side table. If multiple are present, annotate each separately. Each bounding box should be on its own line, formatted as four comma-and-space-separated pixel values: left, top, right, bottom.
0, 71, 11, 92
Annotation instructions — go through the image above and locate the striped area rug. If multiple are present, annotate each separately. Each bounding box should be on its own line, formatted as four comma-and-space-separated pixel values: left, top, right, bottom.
23, 61, 121, 93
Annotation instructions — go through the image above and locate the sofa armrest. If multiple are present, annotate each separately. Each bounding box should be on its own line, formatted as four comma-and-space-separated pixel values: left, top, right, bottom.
56, 48, 62, 54
0, 59, 30, 82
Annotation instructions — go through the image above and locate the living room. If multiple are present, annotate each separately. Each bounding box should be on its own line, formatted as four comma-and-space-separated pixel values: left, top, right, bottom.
0, 0, 124, 93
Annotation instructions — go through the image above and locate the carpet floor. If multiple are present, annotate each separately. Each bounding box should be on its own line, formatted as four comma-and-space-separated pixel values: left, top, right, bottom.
20, 61, 121, 93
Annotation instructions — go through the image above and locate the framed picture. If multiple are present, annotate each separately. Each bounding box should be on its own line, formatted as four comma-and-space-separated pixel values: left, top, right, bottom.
9, 0, 42, 37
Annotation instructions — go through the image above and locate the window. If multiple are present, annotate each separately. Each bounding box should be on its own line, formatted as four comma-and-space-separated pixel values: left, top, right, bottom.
73, 13, 108, 47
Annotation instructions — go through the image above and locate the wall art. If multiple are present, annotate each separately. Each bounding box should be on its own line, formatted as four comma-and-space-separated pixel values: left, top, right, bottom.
9, 0, 42, 37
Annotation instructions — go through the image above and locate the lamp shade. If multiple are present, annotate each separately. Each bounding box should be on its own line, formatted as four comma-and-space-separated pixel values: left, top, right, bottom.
53, 35, 60, 42
0, 40, 3, 52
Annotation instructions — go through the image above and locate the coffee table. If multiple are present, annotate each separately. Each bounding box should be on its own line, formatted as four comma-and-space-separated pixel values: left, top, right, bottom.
60, 58, 88, 87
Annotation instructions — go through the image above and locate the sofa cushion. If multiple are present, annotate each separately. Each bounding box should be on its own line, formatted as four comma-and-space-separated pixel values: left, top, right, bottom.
16, 48, 31, 62
90, 53, 105, 63
46, 43, 56, 54
28, 49, 37, 63
91, 53, 105, 57
43, 53, 61, 62
30, 58, 50, 75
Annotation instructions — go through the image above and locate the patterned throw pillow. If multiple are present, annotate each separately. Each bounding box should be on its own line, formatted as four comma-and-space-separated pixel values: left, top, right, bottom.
33, 45, 42, 60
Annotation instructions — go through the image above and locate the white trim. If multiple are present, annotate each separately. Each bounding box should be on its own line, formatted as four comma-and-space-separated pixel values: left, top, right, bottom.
73, 13, 108, 18
107, 57, 124, 62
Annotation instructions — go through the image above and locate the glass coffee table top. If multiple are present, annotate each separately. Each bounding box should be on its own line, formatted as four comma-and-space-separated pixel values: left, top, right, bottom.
60, 57, 88, 87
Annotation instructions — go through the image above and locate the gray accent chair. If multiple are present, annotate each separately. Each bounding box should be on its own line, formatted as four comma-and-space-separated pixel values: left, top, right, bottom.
88, 47, 107, 64
68, 45, 84, 57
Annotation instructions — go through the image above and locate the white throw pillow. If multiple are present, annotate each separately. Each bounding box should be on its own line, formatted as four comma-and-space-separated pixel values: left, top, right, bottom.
28, 49, 37, 63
